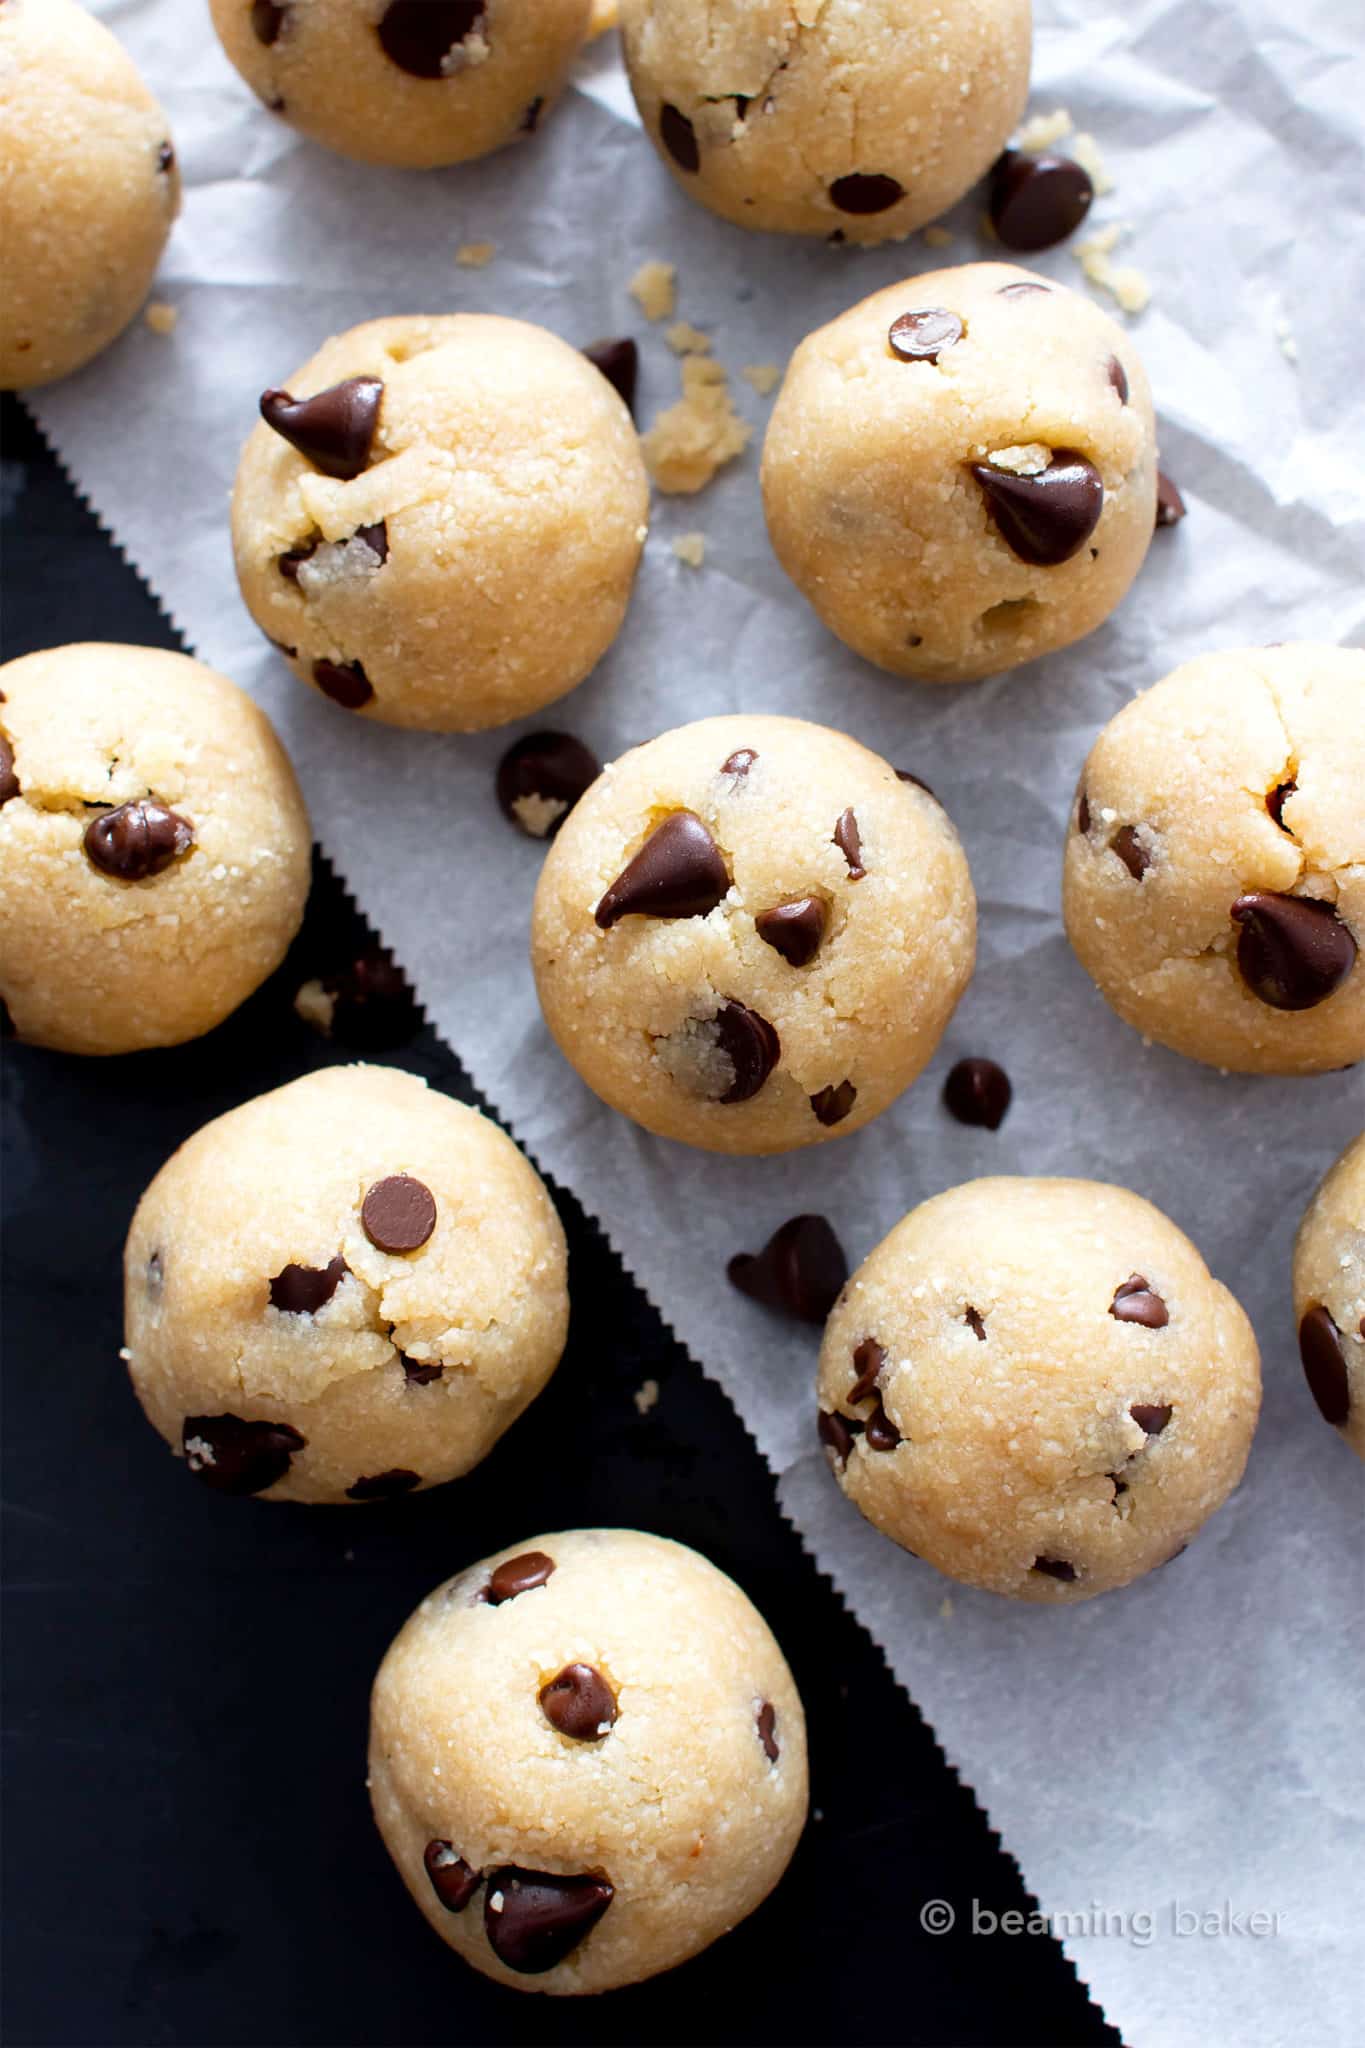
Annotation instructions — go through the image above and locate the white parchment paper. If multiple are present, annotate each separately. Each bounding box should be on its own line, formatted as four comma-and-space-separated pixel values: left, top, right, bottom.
26, 4, 1365, 2043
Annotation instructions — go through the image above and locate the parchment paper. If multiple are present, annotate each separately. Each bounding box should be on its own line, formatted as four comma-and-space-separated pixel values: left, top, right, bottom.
25, 4, 1365, 2043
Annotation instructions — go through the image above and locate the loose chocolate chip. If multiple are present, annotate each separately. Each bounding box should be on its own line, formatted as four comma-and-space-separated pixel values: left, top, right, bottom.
970, 450, 1104, 566
377, 0, 486, 78
863, 1393, 901, 1452
1111, 825, 1152, 880
1077, 792, 1092, 835
259, 377, 383, 481
755, 896, 826, 967
483, 1868, 614, 1975
818, 1408, 862, 1468
319, 951, 419, 1051
313, 658, 374, 710
660, 102, 700, 172
888, 308, 964, 363
1107, 356, 1130, 404
497, 731, 599, 840
829, 172, 904, 215
520, 96, 544, 134
595, 811, 730, 928
361, 1174, 437, 1253
423, 1842, 480, 1914
84, 800, 193, 881
0, 736, 19, 806
251, 0, 286, 46
943, 1057, 1012, 1131
714, 1000, 781, 1103
1230, 893, 1356, 1011
1155, 471, 1186, 528
346, 1469, 421, 1501
539, 1664, 617, 1742
1266, 779, 1297, 831
1299, 1306, 1350, 1426
989, 150, 1094, 251
582, 337, 638, 417
279, 540, 318, 582
400, 1354, 443, 1386
810, 1080, 857, 1127
997, 279, 1052, 297
1130, 1402, 1172, 1436
157, 141, 175, 175
833, 808, 865, 879
1032, 1557, 1076, 1581
1110, 1275, 1170, 1329
756, 1701, 779, 1764
895, 768, 939, 802
146, 1250, 164, 1299
182, 1414, 305, 1496
721, 748, 757, 778
727, 1214, 848, 1325
485, 1551, 556, 1605
268, 1256, 347, 1314
848, 1337, 885, 1405
965, 1306, 987, 1341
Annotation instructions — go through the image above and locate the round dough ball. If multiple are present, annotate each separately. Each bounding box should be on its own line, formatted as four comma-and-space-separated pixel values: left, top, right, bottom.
531, 714, 976, 1154
0, 0, 180, 389
0, 643, 310, 1055
1063, 644, 1365, 1075
1293, 1132, 1365, 1461
124, 1065, 568, 1505
369, 1529, 807, 1993
621, 0, 1031, 245
817, 1178, 1261, 1601
761, 261, 1158, 683
232, 314, 649, 731
209, 0, 592, 170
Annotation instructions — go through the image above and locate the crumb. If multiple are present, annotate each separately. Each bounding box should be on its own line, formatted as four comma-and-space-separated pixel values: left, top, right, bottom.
939, 1596, 955, 1620
671, 532, 706, 568
665, 320, 712, 355
588, 0, 618, 34
144, 301, 178, 335
1074, 225, 1151, 315
642, 358, 752, 493
1069, 131, 1115, 197
294, 978, 336, 1035
1015, 108, 1073, 152
512, 793, 569, 837
456, 241, 496, 268
922, 224, 954, 249
629, 259, 676, 321
984, 442, 1050, 475
118, 1346, 132, 1363
740, 361, 782, 396
633, 1378, 660, 1415
1275, 316, 1299, 365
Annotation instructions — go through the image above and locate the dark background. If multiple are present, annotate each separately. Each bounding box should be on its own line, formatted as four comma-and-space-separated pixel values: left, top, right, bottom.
1, 393, 1118, 2048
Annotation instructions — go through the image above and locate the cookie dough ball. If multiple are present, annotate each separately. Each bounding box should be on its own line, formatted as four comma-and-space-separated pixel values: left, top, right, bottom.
209, 0, 592, 170
818, 1178, 1261, 1601
762, 262, 1157, 683
531, 714, 975, 1154
621, 0, 1031, 246
0, 644, 310, 1055
232, 314, 649, 731
124, 1066, 568, 1505
1063, 645, 1365, 1075
1293, 1133, 1365, 1461
369, 1529, 807, 1993
0, 0, 180, 389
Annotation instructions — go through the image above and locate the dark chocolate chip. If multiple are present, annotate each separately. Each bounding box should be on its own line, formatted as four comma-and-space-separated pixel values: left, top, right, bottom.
1032, 1557, 1076, 1581
727, 1214, 848, 1325
810, 1080, 857, 1127
714, 1000, 781, 1103
582, 337, 638, 417
251, 0, 286, 45
721, 748, 757, 778
353, 519, 389, 564
400, 1354, 443, 1386
1077, 792, 1092, 834
268, 1255, 347, 1314
146, 1250, 164, 1299
1299, 1306, 1350, 1427
755, 896, 826, 967
1110, 1275, 1169, 1329
833, 808, 865, 878
1266, 779, 1297, 830
0, 736, 19, 806
1230, 893, 1356, 1011
156, 141, 176, 175
829, 172, 904, 215
888, 308, 964, 363
863, 1393, 901, 1452
377, 0, 486, 79
279, 540, 318, 582
346, 1468, 421, 1501
259, 377, 383, 480
485, 1551, 555, 1605
520, 96, 544, 134
997, 279, 1052, 297
818, 1408, 861, 1468
1155, 471, 1186, 528
970, 450, 1104, 566
539, 1664, 617, 1741
313, 658, 374, 710
756, 1701, 779, 1764
660, 102, 700, 172
361, 1175, 436, 1254
1130, 1403, 1172, 1436
1110, 825, 1152, 880
423, 1842, 480, 1914
848, 1337, 885, 1406
483, 1868, 614, 1975
943, 1057, 1012, 1131
318, 951, 419, 1051
595, 811, 730, 927
1107, 356, 1130, 404
895, 768, 939, 802
497, 731, 599, 839
182, 1414, 305, 1496
83, 800, 193, 881
965, 1306, 987, 1341
267, 636, 297, 658
0, 995, 13, 1041
989, 150, 1094, 251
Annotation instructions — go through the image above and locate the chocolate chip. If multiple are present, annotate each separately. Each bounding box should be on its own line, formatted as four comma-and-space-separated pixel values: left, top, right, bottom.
756, 1702, 779, 1764
888, 309, 964, 363
483, 1868, 614, 1975
1266, 779, 1297, 830
943, 1057, 1012, 1131
1156, 471, 1186, 528
361, 1175, 436, 1253
1111, 825, 1152, 880
268, 1256, 347, 1314
660, 102, 700, 172
810, 1080, 857, 1127
965, 1307, 986, 1341
1110, 1275, 1169, 1329
1107, 356, 1130, 404
971, 450, 1104, 566
895, 768, 939, 802
1230, 893, 1356, 1010
251, 0, 286, 45
259, 377, 383, 480
497, 731, 599, 839
1299, 1306, 1350, 1426
1077, 792, 1092, 835
0, 736, 19, 806
829, 172, 904, 215
520, 96, 544, 134
721, 748, 757, 778
313, 658, 374, 710
1130, 1403, 1172, 1436
1032, 1557, 1076, 1581
182, 1414, 305, 1496
346, 1469, 421, 1501
485, 1551, 555, 1605
818, 1408, 861, 1469
755, 896, 826, 967
423, 1842, 480, 1913
833, 808, 865, 879
727, 1214, 847, 1325
318, 951, 419, 1051
146, 1250, 164, 1299
0, 995, 13, 1041
539, 1664, 617, 1742
83, 800, 193, 881
279, 540, 317, 582
353, 519, 388, 565
582, 338, 638, 417
595, 811, 730, 928
400, 1353, 443, 1386
989, 150, 1094, 251
714, 1001, 780, 1103
848, 1337, 885, 1405
267, 637, 297, 658
863, 1393, 901, 1452
377, 0, 486, 79
157, 141, 175, 175
997, 280, 1052, 297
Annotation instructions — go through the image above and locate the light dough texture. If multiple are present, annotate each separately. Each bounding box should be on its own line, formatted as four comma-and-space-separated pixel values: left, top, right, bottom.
124, 1065, 568, 1504
209, 0, 592, 170
620, 0, 1031, 245
1063, 644, 1365, 1074
817, 1178, 1261, 1602
232, 314, 649, 731
761, 261, 1157, 682
369, 1529, 808, 1993
531, 714, 976, 1154
0, 643, 310, 1055
0, 0, 180, 389
1293, 1132, 1365, 1461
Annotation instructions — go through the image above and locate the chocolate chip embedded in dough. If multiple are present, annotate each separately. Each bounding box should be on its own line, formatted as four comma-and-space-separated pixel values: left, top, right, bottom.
483, 1868, 615, 1975
485, 1551, 556, 1605
313, 658, 374, 710
727, 1214, 847, 1325
251, 1, 286, 46
755, 896, 826, 967
863, 1393, 901, 1452
970, 450, 1104, 566
714, 1001, 781, 1104
361, 1174, 437, 1253
755, 1701, 779, 1764
965, 1307, 986, 1341
539, 1664, 617, 1742
848, 1338, 885, 1405
1230, 892, 1357, 1011
595, 812, 730, 928
346, 1469, 421, 1502
721, 748, 757, 778
832, 808, 865, 878
1129, 1403, 1172, 1436
259, 377, 383, 480
1298, 1306, 1350, 1427
817, 1409, 861, 1469
401, 1353, 443, 1386
181, 1414, 305, 1496
660, 102, 700, 172
1031, 1557, 1076, 1582
1107, 356, 1130, 404
829, 172, 904, 215
423, 1842, 480, 1913
83, 800, 193, 881
1110, 825, 1152, 880
1110, 1275, 1169, 1329
377, 1, 487, 80
0, 736, 20, 806
810, 1080, 857, 1127
1266, 779, 1297, 831
268, 1256, 347, 1314
888, 309, 964, 363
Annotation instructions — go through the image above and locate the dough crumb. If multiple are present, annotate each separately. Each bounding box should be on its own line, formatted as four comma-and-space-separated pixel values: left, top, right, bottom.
665, 320, 712, 355
456, 241, 496, 268
512, 792, 569, 838
1070, 131, 1115, 197
588, 0, 619, 35
985, 442, 1051, 476
633, 1377, 660, 1414
671, 532, 706, 568
922, 225, 954, 249
1074, 225, 1152, 315
144, 301, 178, 335
629, 259, 676, 322
294, 978, 336, 1036
741, 361, 783, 396
642, 358, 752, 494
1015, 108, 1073, 152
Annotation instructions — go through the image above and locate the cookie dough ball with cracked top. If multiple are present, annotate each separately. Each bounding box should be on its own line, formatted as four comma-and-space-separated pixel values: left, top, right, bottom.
124, 1065, 568, 1504
531, 714, 975, 1154
762, 262, 1157, 683
209, 0, 592, 170
1293, 1132, 1365, 1461
1063, 644, 1365, 1075
0, 0, 180, 389
0, 643, 310, 1055
621, 0, 1031, 246
817, 1178, 1261, 1601
369, 1529, 808, 1993
232, 314, 649, 731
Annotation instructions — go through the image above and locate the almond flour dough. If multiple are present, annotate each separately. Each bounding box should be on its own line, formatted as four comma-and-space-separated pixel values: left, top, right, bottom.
209, 0, 592, 170
0, 0, 180, 389
620, 0, 1031, 246
0, 643, 310, 1055
817, 1178, 1261, 1602
369, 1529, 808, 1993
531, 714, 976, 1154
124, 1065, 569, 1504
761, 261, 1158, 683
1293, 1132, 1365, 1461
1063, 644, 1365, 1075
232, 314, 649, 731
